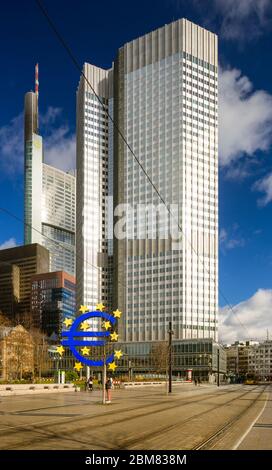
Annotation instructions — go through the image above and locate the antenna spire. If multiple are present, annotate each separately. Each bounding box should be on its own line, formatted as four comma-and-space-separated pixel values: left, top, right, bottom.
35, 63, 39, 98
35, 63, 39, 131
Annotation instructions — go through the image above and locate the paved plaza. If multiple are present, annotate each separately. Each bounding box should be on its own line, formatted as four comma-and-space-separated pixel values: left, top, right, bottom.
0, 384, 270, 450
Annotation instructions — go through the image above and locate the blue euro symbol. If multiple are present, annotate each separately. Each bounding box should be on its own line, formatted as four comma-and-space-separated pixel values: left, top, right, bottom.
61, 311, 117, 367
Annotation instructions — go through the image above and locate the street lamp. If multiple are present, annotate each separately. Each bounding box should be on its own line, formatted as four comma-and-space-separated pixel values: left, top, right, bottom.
168, 321, 174, 393
128, 360, 133, 381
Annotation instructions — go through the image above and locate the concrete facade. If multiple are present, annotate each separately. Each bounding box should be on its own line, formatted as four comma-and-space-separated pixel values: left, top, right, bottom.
0, 244, 49, 321
114, 19, 218, 342
76, 64, 113, 313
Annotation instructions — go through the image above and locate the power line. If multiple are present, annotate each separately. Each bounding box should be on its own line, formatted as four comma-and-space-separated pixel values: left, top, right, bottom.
33, 0, 250, 337
0, 206, 127, 297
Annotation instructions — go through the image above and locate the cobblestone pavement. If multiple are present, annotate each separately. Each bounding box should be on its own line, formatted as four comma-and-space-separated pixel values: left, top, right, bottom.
0, 383, 269, 450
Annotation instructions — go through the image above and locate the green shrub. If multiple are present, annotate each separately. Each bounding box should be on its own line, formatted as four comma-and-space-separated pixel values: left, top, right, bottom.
65, 370, 79, 383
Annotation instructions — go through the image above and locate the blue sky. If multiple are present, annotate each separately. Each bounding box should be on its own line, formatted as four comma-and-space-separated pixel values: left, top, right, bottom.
0, 0, 272, 341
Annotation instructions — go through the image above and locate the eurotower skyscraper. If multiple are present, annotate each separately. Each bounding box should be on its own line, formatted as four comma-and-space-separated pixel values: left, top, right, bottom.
76, 19, 218, 343
76, 65, 113, 312
24, 65, 76, 276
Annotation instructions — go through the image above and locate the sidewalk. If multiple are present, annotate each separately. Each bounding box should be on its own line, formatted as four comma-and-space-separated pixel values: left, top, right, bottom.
237, 388, 272, 449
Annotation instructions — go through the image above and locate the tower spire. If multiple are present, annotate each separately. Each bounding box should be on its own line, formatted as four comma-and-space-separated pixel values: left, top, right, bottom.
35, 63, 39, 98
35, 63, 39, 130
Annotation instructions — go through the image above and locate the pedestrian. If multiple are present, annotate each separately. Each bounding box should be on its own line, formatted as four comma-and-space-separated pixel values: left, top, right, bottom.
87, 376, 93, 391
105, 377, 113, 403
198, 377, 201, 386
194, 378, 197, 386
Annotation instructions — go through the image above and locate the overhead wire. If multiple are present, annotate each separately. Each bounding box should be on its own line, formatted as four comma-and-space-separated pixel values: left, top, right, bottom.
10, 0, 251, 338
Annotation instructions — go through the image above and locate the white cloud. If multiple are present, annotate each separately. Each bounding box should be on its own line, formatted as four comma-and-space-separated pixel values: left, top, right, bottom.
213, 0, 272, 40
0, 113, 24, 176
0, 237, 17, 250
44, 126, 75, 172
219, 289, 272, 343
40, 106, 62, 126
190, 0, 272, 41
219, 226, 245, 252
253, 172, 272, 206
219, 67, 272, 167
0, 107, 75, 177
219, 228, 227, 244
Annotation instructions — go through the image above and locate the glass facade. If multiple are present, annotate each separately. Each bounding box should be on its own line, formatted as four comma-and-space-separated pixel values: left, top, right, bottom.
115, 19, 218, 343
116, 340, 226, 380
41, 165, 76, 276
31, 272, 76, 337
76, 65, 113, 315
24, 91, 76, 276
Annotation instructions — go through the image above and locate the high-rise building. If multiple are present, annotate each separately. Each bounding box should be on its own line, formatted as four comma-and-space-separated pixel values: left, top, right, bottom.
41, 164, 76, 275
0, 244, 50, 321
24, 65, 76, 276
31, 271, 76, 337
76, 19, 218, 343
76, 65, 113, 311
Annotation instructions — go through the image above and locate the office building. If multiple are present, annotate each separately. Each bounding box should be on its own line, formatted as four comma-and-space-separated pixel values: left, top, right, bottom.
24, 65, 76, 276
0, 264, 20, 318
0, 244, 49, 321
248, 340, 272, 381
76, 65, 113, 312
225, 340, 272, 382
76, 19, 218, 343
31, 271, 76, 337
225, 341, 252, 378
41, 165, 76, 275
114, 19, 218, 342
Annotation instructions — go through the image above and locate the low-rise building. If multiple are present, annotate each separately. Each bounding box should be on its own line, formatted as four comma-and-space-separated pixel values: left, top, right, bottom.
0, 244, 49, 323
225, 340, 272, 382
248, 340, 272, 381
31, 271, 76, 337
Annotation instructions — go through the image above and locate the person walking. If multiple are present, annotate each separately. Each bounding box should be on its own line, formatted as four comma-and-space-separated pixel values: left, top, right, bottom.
105, 377, 112, 403
197, 377, 201, 386
87, 376, 93, 391
194, 378, 197, 386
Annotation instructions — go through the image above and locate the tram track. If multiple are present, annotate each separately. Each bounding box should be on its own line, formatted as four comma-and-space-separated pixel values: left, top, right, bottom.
119, 385, 264, 449
0, 385, 262, 450
192, 385, 268, 450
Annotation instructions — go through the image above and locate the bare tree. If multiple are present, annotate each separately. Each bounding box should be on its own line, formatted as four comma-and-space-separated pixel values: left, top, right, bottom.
5, 326, 34, 381
151, 342, 169, 376
30, 327, 49, 379
0, 311, 11, 327
14, 311, 34, 330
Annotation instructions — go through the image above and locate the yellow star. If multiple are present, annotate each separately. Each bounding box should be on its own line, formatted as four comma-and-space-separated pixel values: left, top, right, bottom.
110, 331, 118, 342
74, 362, 83, 372
56, 345, 65, 356
113, 309, 122, 319
102, 321, 111, 330
114, 350, 123, 360
108, 362, 117, 372
96, 302, 105, 311
80, 321, 90, 331
63, 318, 73, 328
81, 346, 90, 356
79, 305, 89, 314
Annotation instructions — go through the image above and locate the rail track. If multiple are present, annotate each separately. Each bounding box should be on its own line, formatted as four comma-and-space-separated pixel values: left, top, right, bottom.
120, 385, 264, 449
192, 385, 268, 450
0, 385, 267, 450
